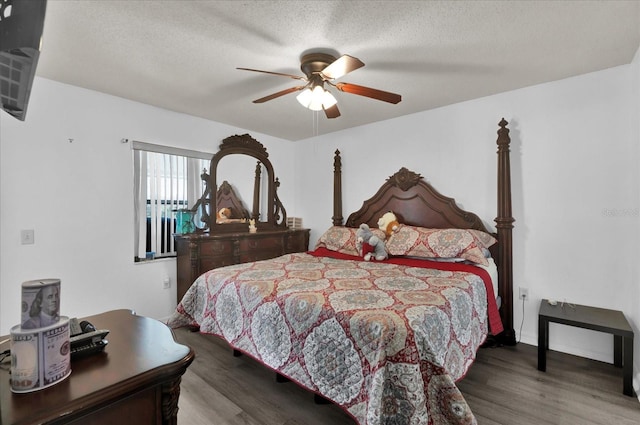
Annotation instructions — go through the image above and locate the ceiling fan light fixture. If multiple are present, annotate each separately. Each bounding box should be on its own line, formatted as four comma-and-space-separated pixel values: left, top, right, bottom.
296, 87, 313, 109
308, 85, 326, 111
321, 90, 337, 109
296, 85, 336, 111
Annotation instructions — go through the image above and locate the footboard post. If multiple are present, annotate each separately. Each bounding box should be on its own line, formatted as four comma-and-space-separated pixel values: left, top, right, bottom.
495, 118, 516, 345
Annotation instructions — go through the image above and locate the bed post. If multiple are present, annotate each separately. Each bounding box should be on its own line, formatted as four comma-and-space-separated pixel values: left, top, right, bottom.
333, 149, 343, 226
495, 118, 516, 345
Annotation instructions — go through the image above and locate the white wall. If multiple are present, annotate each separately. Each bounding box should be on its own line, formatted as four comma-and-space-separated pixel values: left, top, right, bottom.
0, 78, 295, 333
294, 64, 639, 374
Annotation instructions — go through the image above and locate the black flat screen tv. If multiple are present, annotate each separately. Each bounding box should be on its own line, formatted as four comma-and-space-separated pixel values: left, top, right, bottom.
0, 0, 47, 121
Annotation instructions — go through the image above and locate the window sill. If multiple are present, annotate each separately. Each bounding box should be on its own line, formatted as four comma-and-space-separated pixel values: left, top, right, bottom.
134, 255, 176, 264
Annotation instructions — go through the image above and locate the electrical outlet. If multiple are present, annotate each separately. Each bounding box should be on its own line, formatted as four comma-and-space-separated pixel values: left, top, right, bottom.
163, 276, 171, 289
519, 287, 529, 300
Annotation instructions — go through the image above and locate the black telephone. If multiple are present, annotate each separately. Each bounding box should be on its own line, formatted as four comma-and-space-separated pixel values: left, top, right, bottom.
69, 318, 109, 360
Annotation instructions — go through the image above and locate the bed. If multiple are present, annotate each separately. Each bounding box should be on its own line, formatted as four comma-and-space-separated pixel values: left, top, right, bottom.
168, 119, 515, 425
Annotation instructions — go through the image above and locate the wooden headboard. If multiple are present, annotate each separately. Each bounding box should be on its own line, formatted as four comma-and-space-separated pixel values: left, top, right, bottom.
332, 119, 515, 345
344, 167, 492, 234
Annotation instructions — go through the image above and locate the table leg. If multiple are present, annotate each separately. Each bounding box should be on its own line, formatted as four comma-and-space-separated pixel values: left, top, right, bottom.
162, 376, 182, 425
614, 335, 622, 367
623, 336, 634, 397
538, 316, 547, 372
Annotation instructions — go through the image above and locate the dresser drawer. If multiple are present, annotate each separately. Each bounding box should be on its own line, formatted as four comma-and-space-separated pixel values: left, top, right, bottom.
199, 239, 234, 256
239, 236, 284, 252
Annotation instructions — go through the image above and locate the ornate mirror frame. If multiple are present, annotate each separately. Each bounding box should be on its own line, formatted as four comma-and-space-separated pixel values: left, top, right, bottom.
193, 134, 288, 233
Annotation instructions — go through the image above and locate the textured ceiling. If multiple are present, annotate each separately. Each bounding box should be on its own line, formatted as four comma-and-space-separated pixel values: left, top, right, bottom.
36, 1, 640, 141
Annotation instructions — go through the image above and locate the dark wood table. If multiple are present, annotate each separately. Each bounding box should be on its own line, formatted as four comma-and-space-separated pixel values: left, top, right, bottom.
1, 309, 195, 424
537, 299, 634, 396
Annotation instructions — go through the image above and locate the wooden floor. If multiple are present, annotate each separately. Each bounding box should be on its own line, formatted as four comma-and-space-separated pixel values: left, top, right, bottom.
174, 328, 640, 425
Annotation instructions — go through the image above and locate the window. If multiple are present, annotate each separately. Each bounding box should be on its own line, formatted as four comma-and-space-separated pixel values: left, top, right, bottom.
132, 141, 210, 261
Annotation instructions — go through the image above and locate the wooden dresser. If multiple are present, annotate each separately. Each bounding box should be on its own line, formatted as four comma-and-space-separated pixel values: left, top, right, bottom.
175, 228, 310, 302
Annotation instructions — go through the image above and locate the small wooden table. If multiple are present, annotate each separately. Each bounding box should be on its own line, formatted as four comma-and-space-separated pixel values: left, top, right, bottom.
538, 299, 634, 396
1, 309, 195, 424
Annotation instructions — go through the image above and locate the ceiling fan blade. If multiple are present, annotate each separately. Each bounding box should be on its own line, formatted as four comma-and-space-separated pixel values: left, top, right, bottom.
320, 55, 365, 80
323, 104, 340, 119
237, 67, 307, 81
253, 86, 306, 103
334, 82, 402, 104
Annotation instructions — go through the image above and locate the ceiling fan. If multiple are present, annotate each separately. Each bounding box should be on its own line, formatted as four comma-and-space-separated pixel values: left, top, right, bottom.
237, 52, 402, 119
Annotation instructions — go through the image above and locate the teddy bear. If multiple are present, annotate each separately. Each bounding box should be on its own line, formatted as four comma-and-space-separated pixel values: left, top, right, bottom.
216, 207, 248, 224
216, 207, 232, 223
377, 211, 400, 238
356, 223, 388, 261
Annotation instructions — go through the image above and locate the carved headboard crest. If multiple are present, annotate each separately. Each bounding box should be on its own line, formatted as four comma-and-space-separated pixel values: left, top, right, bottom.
219, 134, 269, 157
388, 167, 422, 191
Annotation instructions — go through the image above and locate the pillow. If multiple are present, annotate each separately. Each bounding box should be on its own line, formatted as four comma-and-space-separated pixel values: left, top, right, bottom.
468, 229, 498, 251
315, 226, 385, 257
385, 225, 496, 266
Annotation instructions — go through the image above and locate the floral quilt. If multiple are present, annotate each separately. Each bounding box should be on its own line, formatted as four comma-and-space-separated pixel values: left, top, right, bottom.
168, 250, 502, 425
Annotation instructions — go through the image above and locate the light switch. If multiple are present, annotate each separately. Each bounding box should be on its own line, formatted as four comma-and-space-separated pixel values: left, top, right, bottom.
21, 229, 35, 245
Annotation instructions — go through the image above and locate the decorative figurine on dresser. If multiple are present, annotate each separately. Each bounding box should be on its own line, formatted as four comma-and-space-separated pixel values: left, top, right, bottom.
175, 134, 309, 302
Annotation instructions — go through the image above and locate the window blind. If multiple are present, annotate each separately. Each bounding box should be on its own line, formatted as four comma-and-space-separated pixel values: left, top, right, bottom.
132, 141, 210, 261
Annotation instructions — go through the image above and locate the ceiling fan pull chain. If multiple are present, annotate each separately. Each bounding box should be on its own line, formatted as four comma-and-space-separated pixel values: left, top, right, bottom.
313, 110, 318, 137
